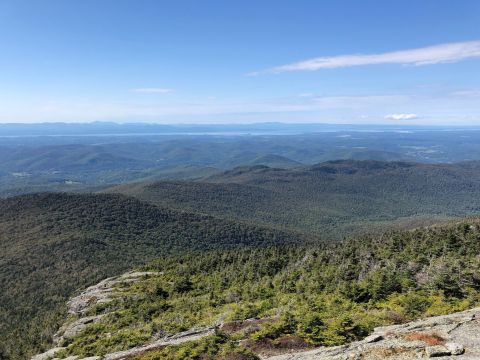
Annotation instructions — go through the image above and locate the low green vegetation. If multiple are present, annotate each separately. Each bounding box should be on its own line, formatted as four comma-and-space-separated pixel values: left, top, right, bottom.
133, 332, 259, 360
56, 219, 480, 359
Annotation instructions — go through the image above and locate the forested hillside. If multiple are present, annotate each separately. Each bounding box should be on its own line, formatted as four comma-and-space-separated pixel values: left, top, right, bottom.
39, 218, 480, 359
0, 193, 308, 359
108, 160, 480, 237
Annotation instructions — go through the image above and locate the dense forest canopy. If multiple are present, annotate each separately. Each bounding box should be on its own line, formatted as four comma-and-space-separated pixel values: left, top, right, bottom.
108, 160, 480, 237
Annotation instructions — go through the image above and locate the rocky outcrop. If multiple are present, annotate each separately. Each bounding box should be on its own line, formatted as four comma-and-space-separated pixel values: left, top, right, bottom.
32, 272, 161, 360
53, 315, 105, 345
264, 308, 480, 359
52, 271, 159, 347
102, 327, 215, 360
66, 272, 160, 316
31, 347, 66, 360
33, 328, 215, 360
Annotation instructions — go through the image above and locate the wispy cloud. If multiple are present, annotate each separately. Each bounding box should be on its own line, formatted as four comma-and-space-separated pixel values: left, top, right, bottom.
251, 40, 480, 74
385, 113, 418, 120
130, 88, 174, 93
3, 91, 480, 125
451, 89, 480, 98
313, 95, 409, 108
12, 94, 410, 121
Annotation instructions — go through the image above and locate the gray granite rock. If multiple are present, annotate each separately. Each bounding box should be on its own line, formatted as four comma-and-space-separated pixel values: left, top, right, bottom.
425, 345, 450, 357
445, 342, 464, 355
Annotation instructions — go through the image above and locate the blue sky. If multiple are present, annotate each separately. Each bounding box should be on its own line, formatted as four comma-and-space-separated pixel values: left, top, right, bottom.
0, 0, 479, 124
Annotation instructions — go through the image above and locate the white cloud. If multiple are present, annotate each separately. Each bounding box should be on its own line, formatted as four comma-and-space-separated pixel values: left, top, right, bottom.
385, 113, 419, 120
130, 88, 174, 93
251, 40, 480, 74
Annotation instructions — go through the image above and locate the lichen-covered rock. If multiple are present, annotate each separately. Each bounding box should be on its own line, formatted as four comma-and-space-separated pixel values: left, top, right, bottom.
102, 327, 215, 360
425, 345, 450, 357
363, 334, 383, 343
31, 272, 160, 360
54, 315, 105, 345
445, 342, 464, 355
66, 272, 159, 316
30, 347, 66, 360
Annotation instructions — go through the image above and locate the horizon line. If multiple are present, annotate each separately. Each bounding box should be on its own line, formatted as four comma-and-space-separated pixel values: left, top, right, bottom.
1, 121, 480, 128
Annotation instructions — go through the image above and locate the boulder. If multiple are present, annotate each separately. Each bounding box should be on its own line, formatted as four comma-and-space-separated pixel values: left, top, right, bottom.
445, 342, 465, 355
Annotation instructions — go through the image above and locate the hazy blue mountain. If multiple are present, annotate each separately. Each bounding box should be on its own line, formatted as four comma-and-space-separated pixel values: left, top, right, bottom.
3, 126, 480, 196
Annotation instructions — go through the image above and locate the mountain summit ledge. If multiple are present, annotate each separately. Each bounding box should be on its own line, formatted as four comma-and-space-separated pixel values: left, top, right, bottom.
265, 307, 479, 360
31, 270, 480, 360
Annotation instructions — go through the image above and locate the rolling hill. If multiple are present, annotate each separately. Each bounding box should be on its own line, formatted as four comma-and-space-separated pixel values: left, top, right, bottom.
5, 128, 480, 197
107, 160, 480, 237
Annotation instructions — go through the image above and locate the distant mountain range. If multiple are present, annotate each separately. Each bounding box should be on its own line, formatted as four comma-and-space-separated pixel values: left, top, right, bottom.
3, 128, 480, 196
4, 122, 475, 136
